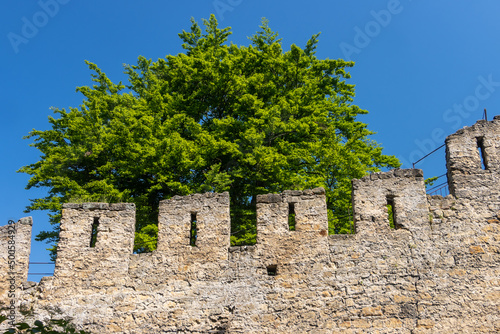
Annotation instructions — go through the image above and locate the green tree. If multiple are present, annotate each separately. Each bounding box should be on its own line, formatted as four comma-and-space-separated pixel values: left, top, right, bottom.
19, 15, 399, 258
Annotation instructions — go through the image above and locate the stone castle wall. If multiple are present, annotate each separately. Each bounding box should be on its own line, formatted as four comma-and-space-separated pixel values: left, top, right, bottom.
1, 118, 500, 333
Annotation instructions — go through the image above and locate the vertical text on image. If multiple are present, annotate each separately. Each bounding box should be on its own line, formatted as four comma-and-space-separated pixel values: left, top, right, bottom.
6, 220, 16, 326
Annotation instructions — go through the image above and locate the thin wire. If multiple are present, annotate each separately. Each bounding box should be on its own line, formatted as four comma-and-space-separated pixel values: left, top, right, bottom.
412, 144, 446, 168
28, 273, 53, 275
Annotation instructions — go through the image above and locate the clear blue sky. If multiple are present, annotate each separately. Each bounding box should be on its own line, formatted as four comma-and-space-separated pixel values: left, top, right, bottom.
2, 0, 500, 280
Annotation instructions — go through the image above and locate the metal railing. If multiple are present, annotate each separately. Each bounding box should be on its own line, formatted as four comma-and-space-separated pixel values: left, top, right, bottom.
427, 182, 449, 196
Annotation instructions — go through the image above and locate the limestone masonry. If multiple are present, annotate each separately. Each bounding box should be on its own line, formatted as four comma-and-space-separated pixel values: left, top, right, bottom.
1, 118, 500, 333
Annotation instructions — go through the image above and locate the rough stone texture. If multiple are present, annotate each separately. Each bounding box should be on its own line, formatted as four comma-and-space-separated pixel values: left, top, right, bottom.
54, 203, 136, 287
352, 168, 428, 234
1, 119, 500, 333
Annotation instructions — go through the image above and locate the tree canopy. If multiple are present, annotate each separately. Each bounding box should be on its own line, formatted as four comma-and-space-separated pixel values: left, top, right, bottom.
19, 15, 399, 259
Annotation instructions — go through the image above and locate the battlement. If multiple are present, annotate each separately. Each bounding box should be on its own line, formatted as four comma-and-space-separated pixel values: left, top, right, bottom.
2, 118, 500, 333
52, 189, 332, 283
48, 118, 500, 287
447, 115, 500, 200
55, 203, 135, 284
352, 168, 429, 234
157, 192, 230, 256
31, 119, 500, 285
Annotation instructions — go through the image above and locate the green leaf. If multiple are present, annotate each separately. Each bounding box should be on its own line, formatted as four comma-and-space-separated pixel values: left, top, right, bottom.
19, 15, 400, 255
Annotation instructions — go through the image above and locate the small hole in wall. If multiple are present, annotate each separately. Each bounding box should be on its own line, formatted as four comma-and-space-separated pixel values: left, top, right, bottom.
288, 203, 296, 231
90, 217, 99, 248
477, 137, 488, 170
267, 265, 277, 276
386, 196, 398, 229
190, 213, 197, 247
